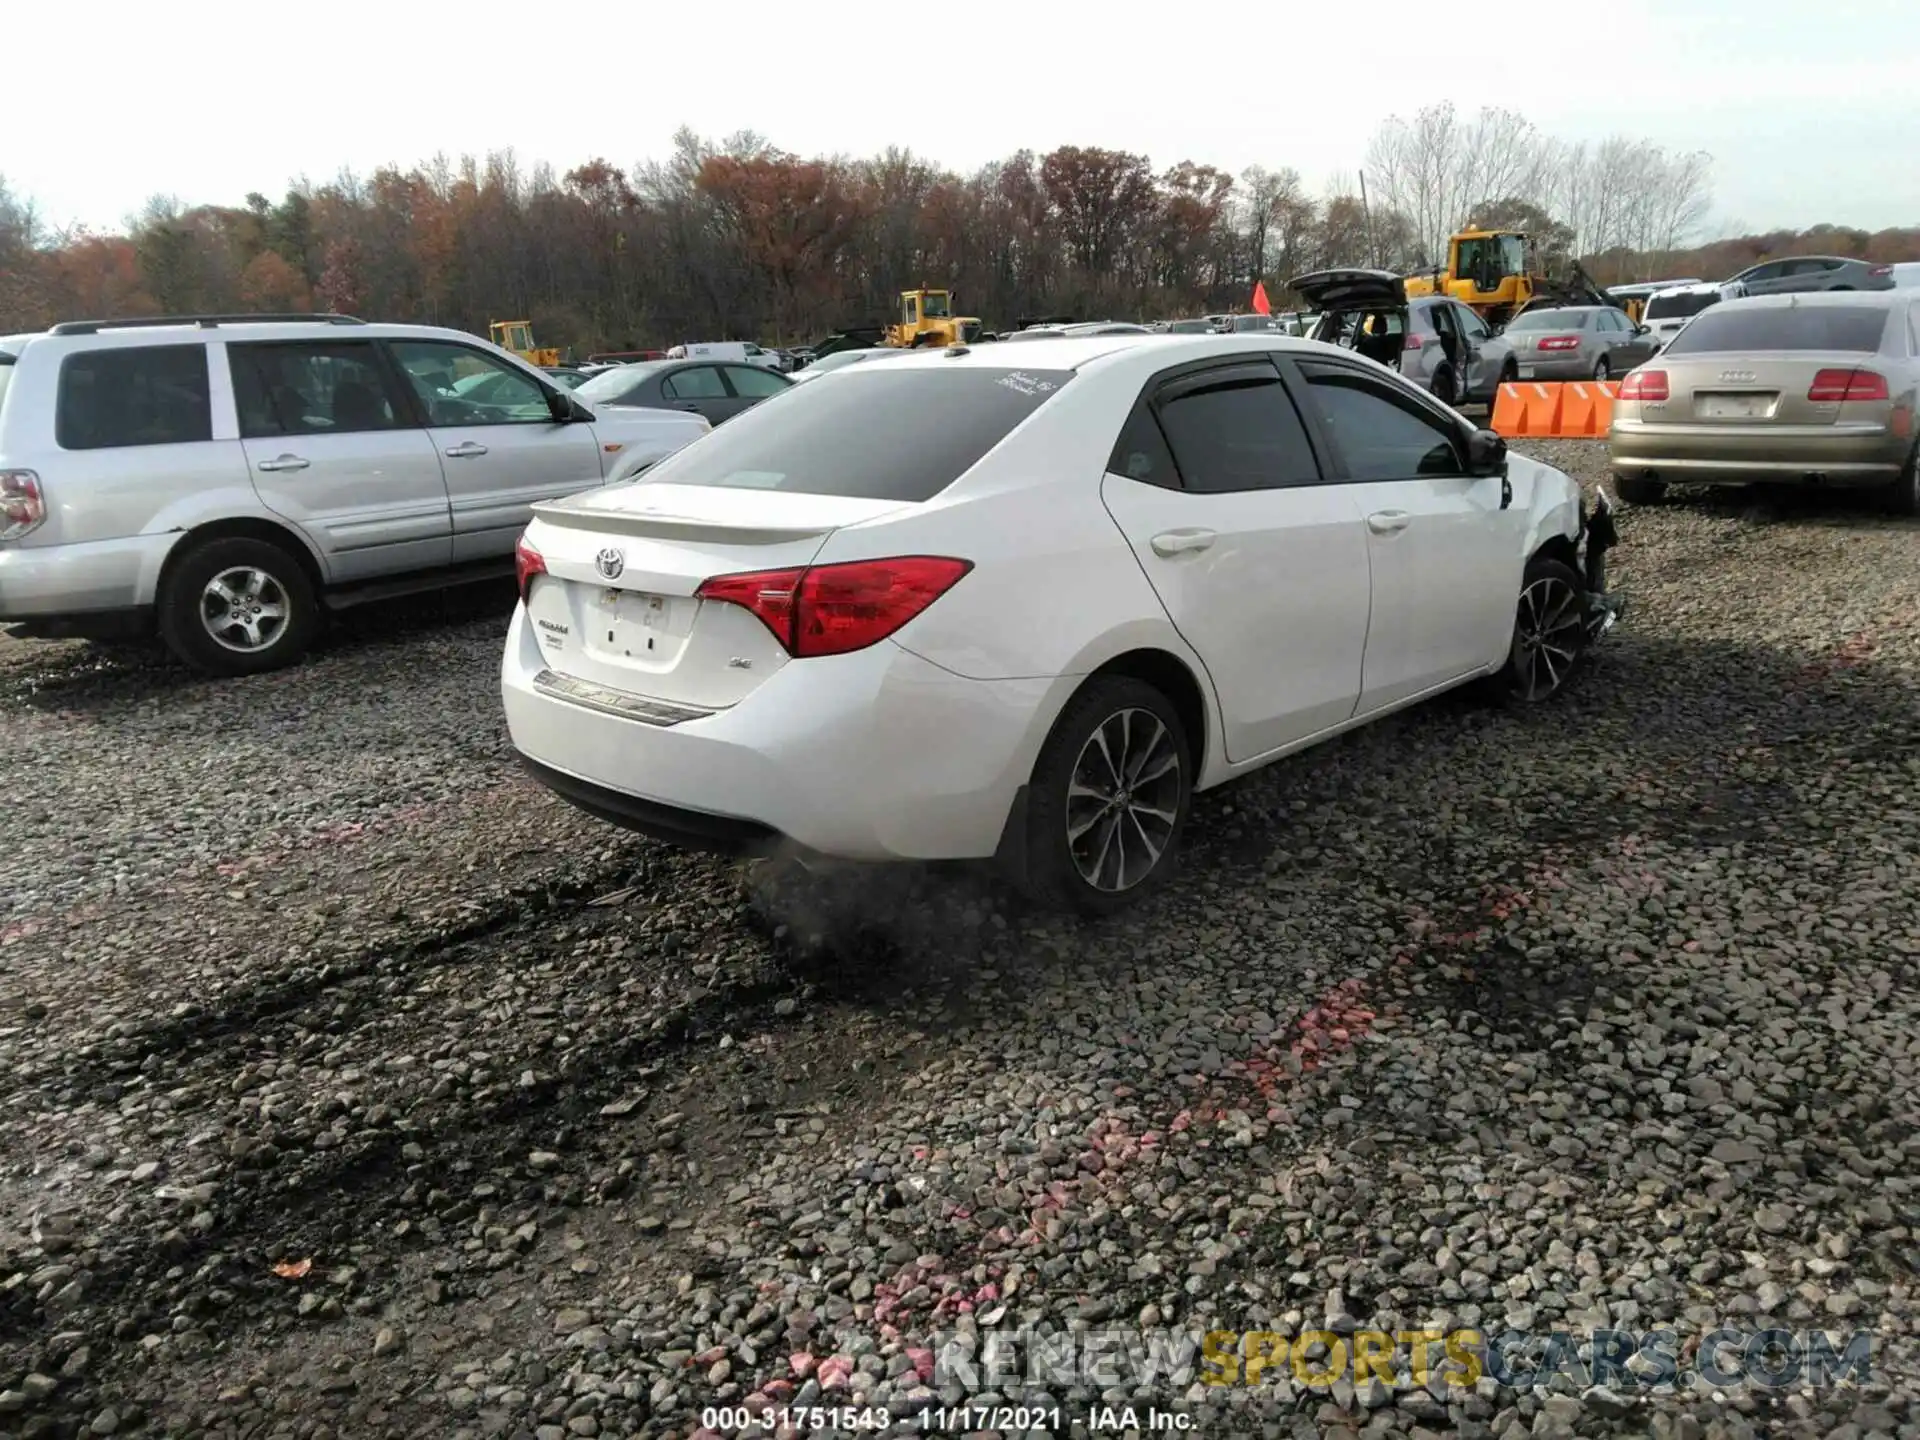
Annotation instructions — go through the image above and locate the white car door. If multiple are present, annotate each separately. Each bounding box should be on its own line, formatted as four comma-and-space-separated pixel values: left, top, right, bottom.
1290, 357, 1524, 715
226, 338, 453, 584
1097, 358, 1371, 765
386, 339, 605, 565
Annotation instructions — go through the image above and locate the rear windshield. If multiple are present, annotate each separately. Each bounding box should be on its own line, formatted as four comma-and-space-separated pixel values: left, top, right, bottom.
1644, 291, 1720, 322
1662, 305, 1890, 355
632, 367, 1076, 502
1509, 310, 1591, 331
576, 362, 669, 401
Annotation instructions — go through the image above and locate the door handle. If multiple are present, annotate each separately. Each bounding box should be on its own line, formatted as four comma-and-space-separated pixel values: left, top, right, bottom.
444, 441, 489, 458
255, 454, 309, 473
676, 403, 701, 412
1150, 528, 1216, 558
1366, 510, 1411, 534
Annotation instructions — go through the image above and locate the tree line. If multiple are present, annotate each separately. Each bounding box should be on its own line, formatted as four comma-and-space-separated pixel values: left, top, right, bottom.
3, 104, 1916, 353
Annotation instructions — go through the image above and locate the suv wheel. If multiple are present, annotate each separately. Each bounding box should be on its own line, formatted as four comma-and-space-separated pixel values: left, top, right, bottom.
159, 535, 320, 677
1592, 356, 1611, 382
1013, 676, 1193, 914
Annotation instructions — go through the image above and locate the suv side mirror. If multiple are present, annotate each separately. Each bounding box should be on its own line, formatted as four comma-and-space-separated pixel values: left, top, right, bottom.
1466, 427, 1508, 477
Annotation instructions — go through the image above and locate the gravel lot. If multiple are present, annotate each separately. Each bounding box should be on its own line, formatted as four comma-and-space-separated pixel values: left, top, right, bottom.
2, 447, 1917, 1440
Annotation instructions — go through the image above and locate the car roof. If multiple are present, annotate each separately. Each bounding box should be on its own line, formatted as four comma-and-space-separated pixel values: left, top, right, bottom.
24, 318, 496, 350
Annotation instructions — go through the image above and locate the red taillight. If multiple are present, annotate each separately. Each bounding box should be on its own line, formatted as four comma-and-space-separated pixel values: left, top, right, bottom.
1808, 368, 1889, 403
0, 469, 46, 542
515, 533, 547, 600
1538, 336, 1580, 351
1619, 370, 1668, 401
1868, 265, 1892, 278
696, 556, 973, 659
1403, 333, 1423, 350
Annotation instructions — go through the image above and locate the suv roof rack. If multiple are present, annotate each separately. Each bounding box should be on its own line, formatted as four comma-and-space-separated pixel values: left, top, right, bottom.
48, 313, 369, 337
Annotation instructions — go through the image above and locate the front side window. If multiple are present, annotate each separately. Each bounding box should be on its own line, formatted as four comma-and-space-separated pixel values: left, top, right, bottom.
57, 345, 212, 451
1297, 363, 1463, 481
1152, 366, 1320, 494
389, 341, 552, 425
922, 292, 952, 318
230, 341, 406, 438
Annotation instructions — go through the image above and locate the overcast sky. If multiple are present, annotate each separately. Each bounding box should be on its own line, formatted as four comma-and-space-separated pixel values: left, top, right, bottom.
7, 0, 1914, 238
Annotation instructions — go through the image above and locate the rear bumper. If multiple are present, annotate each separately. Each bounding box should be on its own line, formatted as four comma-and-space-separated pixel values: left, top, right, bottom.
1515, 356, 1592, 380
1608, 421, 1905, 486
0, 532, 177, 619
501, 605, 1066, 862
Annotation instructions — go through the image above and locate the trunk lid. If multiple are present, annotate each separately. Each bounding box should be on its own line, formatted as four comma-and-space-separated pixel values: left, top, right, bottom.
1658, 353, 1872, 426
523, 483, 916, 710
1288, 267, 1408, 312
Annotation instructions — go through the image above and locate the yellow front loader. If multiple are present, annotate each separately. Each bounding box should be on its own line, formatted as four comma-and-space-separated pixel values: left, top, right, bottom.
884, 289, 985, 348
489, 319, 561, 368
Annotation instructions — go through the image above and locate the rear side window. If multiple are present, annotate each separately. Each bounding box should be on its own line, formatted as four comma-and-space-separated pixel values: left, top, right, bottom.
230, 341, 407, 438
1663, 305, 1890, 355
1108, 404, 1181, 489
57, 345, 212, 451
1152, 367, 1320, 493
634, 367, 1075, 502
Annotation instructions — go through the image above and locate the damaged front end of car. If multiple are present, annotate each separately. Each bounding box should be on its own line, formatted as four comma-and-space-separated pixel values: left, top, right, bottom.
1578, 487, 1628, 642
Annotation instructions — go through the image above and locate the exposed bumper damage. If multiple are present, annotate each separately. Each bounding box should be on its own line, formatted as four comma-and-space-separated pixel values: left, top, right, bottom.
1580, 487, 1627, 642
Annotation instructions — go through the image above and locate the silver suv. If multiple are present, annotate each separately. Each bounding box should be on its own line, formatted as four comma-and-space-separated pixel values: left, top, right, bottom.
0, 313, 712, 675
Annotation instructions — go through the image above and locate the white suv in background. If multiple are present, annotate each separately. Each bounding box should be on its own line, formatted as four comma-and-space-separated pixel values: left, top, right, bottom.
0, 313, 711, 676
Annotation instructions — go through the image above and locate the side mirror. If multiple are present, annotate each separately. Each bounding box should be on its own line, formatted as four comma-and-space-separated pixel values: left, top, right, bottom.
548, 391, 591, 423
1634, 323, 1650, 336
1466, 427, 1508, 477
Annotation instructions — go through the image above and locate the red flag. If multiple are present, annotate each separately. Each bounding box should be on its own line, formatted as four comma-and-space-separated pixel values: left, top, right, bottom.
1251, 281, 1272, 316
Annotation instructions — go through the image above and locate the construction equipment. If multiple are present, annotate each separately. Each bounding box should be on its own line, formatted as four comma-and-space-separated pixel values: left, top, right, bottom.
489, 320, 561, 367
884, 289, 985, 348
1490, 380, 1620, 439
1403, 229, 1624, 328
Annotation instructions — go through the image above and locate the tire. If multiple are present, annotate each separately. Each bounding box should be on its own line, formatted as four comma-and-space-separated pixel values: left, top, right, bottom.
1592, 356, 1611, 382
1883, 443, 1920, 517
1613, 473, 1667, 506
157, 535, 320, 677
1491, 555, 1589, 706
1012, 675, 1193, 915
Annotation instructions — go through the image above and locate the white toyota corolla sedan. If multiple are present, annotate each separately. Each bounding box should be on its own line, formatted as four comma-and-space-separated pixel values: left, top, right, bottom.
503, 334, 1624, 913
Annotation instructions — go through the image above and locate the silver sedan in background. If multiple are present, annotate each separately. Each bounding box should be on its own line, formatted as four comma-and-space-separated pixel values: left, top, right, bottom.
1509, 306, 1662, 382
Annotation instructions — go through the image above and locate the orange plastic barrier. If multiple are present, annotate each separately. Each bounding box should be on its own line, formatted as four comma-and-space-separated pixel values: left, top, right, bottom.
1489, 381, 1619, 439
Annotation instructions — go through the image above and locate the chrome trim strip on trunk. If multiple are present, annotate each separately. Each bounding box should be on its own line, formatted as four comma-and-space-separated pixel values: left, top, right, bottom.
532, 668, 716, 727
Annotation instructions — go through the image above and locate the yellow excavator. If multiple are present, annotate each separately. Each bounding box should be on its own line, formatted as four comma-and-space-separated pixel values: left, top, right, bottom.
489, 320, 562, 367
883, 289, 985, 348
1403, 228, 1620, 328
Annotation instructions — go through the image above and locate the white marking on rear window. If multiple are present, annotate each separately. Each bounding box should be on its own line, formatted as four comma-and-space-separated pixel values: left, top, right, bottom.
997, 371, 1058, 397
713, 470, 787, 488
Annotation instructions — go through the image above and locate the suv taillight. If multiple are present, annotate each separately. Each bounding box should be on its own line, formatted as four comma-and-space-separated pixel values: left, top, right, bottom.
1619, 370, 1668, 402
1808, 368, 1889, 403
696, 556, 973, 659
515, 533, 547, 600
0, 470, 45, 542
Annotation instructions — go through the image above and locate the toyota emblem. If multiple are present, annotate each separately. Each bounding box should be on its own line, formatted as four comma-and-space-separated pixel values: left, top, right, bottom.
595, 547, 625, 580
